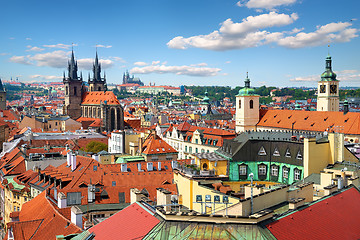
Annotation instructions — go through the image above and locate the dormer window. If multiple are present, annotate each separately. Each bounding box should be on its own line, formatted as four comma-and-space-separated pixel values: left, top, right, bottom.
296, 151, 302, 160
285, 149, 291, 158
258, 146, 266, 156
273, 147, 280, 156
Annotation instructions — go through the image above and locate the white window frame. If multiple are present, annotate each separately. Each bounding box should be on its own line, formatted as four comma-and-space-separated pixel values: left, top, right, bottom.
239, 165, 247, 175
294, 169, 301, 180
258, 165, 267, 175
271, 165, 278, 176
283, 167, 289, 179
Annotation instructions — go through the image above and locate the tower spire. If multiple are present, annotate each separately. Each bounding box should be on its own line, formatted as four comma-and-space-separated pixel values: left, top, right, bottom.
244, 72, 250, 88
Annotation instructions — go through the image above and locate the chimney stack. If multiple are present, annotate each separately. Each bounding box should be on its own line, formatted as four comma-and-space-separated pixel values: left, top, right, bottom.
71, 154, 77, 171
71, 206, 83, 229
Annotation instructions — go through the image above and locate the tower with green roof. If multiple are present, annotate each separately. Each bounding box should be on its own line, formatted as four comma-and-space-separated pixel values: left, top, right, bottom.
0, 78, 6, 110
235, 73, 259, 133
317, 54, 339, 112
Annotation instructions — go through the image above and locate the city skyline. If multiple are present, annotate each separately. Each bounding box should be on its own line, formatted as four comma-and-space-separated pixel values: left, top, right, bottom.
0, 0, 359, 87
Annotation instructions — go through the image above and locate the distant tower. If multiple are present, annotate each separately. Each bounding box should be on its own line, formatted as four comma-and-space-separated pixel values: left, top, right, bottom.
200, 91, 212, 114
88, 51, 106, 92
63, 50, 84, 119
317, 55, 339, 112
235, 73, 259, 133
123, 70, 130, 84
0, 78, 6, 110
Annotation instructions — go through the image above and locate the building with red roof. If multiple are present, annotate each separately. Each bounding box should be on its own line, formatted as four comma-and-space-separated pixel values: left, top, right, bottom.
266, 186, 360, 240
63, 51, 124, 133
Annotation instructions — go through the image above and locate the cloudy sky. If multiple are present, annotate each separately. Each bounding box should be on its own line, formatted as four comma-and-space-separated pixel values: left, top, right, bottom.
0, 0, 359, 87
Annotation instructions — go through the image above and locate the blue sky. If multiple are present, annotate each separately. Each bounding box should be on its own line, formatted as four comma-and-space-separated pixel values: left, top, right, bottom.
0, 0, 359, 88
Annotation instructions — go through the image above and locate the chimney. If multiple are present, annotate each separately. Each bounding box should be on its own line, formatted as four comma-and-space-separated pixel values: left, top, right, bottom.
57, 192, 67, 209
156, 188, 172, 212
67, 151, 71, 166
71, 154, 77, 171
130, 188, 143, 204
158, 162, 161, 171
147, 162, 153, 171
138, 137, 143, 153
88, 184, 95, 203
71, 206, 83, 229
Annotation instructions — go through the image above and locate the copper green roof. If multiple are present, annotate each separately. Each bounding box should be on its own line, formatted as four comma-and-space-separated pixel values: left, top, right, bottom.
237, 73, 257, 96
320, 55, 337, 81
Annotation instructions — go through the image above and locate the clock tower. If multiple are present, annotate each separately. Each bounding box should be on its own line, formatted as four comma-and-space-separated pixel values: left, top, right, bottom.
317, 55, 339, 112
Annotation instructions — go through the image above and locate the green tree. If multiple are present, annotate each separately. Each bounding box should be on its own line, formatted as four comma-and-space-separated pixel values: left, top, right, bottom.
84, 141, 108, 153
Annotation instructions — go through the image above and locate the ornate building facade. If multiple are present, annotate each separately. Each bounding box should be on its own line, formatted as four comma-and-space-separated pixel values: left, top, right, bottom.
63, 51, 124, 132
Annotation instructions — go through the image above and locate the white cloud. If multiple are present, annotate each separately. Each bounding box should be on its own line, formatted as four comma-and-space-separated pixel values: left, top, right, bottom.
31, 50, 68, 68
134, 61, 148, 66
10, 50, 114, 70
111, 56, 125, 62
9, 37, 15, 40
43, 43, 75, 49
26, 46, 44, 52
9, 56, 32, 65
167, 12, 298, 51
236, 1, 244, 7
245, 0, 297, 9
152, 61, 160, 65
130, 63, 221, 77
26, 38, 32, 40
77, 58, 114, 70
290, 70, 360, 83
30, 74, 62, 80
225, 61, 231, 64
0, 53, 9, 56
168, 12, 358, 51
96, 44, 112, 48
278, 22, 358, 48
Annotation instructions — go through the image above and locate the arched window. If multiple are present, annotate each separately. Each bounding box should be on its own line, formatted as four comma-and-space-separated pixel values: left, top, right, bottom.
239, 100, 241, 109
202, 163, 208, 170
98, 86, 101, 91
74, 86, 77, 96
65, 86, 69, 95
250, 100, 254, 109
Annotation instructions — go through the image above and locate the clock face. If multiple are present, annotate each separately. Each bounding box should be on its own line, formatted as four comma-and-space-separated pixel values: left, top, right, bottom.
330, 84, 337, 94
320, 85, 326, 93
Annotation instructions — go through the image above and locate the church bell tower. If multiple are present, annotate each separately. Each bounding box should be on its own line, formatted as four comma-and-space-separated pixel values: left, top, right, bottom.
317, 55, 339, 112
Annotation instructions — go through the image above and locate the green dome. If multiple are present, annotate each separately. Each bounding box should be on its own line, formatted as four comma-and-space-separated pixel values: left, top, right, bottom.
238, 87, 255, 96
51, 90, 57, 94
203, 91, 210, 102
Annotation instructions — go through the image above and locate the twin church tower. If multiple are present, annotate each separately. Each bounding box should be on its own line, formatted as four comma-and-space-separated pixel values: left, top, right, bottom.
235, 55, 340, 133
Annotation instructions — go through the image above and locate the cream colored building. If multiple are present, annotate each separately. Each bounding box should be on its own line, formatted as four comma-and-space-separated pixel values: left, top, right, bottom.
235, 74, 259, 133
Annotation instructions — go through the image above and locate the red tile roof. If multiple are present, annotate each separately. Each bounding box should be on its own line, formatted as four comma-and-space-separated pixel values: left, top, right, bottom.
88, 202, 160, 240
142, 133, 178, 155
266, 186, 360, 240
5, 191, 81, 240
81, 91, 120, 105
258, 109, 360, 135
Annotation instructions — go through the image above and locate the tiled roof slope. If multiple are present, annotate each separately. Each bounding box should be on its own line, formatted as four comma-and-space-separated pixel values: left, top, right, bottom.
81, 91, 120, 105
88, 202, 160, 240
266, 186, 360, 240
142, 133, 178, 155
35, 156, 177, 204
6, 191, 81, 240
258, 109, 360, 135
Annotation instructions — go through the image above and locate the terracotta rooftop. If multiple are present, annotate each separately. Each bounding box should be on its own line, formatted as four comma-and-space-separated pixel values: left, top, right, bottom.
81, 91, 120, 105
266, 186, 360, 240
258, 109, 360, 135
142, 133, 178, 155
